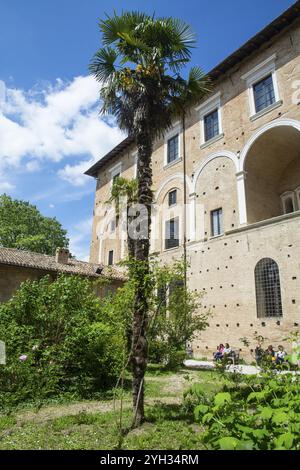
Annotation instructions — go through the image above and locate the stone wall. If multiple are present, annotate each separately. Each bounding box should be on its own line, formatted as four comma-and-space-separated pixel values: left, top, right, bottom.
89, 18, 300, 360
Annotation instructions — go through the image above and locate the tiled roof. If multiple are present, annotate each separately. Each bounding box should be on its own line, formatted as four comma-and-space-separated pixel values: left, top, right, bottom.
0, 247, 125, 281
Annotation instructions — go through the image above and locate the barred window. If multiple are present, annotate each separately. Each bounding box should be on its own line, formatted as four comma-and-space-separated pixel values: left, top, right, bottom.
255, 258, 283, 318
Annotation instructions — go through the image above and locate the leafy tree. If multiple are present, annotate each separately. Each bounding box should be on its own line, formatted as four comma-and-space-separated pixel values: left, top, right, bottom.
101, 258, 208, 371
90, 11, 210, 426
0, 275, 125, 410
148, 260, 208, 368
0, 194, 68, 255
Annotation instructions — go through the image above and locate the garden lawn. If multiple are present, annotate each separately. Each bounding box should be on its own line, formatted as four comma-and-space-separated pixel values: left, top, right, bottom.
0, 369, 226, 450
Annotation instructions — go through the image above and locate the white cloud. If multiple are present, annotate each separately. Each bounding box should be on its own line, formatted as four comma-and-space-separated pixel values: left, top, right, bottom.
0, 76, 125, 186
0, 180, 15, 192
25, 160, 40, 172
69, 217, 93, 261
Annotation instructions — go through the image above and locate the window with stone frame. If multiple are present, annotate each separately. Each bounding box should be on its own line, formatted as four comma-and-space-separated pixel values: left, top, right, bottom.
167, 134, 179, 164
204, 109, 219, 142
253, 74, 276, 113
211, 208, 223, 237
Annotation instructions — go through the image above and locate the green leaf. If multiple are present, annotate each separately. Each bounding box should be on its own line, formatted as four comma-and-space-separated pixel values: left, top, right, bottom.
214, 392, 232, 406
272, 411, 289, 425
236, 424, 254, 436
247, 391, 267, 403
260, 407, 273, 420
202, 413, 214, 424
252, 428, 269, 439
218, 437, 239, 450
236, 440, 254, 450
194, 404, 209, 420
274, 432, 294, 450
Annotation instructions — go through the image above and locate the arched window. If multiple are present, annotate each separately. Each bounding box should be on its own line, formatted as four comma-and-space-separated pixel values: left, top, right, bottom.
255, 258, 282, 318
281, 191, 296, 215
284, 197, 294, 214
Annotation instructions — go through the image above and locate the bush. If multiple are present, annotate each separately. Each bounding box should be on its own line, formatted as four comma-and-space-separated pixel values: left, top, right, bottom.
0, 275, 125, 410
99, 259, 208, 371
187, 371, 300, 450
147, 260, 208, 368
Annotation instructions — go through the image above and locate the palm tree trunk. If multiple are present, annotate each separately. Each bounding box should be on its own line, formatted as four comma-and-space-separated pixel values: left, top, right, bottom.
131, 131, 153, 427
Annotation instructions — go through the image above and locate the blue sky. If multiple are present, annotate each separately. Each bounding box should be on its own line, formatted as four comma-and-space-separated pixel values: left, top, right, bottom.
0, 0, 295, 260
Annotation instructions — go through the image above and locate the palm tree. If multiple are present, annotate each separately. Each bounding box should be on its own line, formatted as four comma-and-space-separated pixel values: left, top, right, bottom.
90, 11, 210, 426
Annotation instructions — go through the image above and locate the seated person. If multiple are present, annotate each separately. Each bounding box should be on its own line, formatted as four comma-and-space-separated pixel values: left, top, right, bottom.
275, 345, 286, 364
265, 345, 275, 361
266, 344, 275, 356
223, 343, 232, 356
214, 343, 224, 360
186, 344, 193, 358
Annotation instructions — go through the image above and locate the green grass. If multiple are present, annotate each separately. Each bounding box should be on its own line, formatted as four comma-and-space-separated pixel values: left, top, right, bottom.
0, 369, 226, 450
0, 406, 204, 450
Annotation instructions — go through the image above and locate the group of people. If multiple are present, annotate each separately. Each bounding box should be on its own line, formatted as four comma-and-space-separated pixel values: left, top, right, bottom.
213, 342, 287, 366
255, 344, 287, 365
213, 343, 232, 361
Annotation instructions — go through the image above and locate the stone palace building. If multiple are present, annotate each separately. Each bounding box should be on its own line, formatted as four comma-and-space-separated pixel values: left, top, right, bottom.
86, 3, 300, 359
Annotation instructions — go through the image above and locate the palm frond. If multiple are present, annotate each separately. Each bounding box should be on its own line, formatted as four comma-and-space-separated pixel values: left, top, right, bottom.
167, 17, 196, 48
117, 31, 151, 54
89, 47, 118, 83
186, 66, 211, 98
100, 11, 149, 46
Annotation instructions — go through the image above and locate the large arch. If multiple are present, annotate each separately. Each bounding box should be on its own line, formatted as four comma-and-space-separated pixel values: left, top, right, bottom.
194, 154, 239, 237
192, 150, 239, 192
241, 119, 300, 224
240, 119, 300, 171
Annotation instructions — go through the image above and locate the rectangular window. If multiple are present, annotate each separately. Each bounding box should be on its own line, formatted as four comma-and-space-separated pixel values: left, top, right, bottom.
165, 217, 179, 249
204, 109, 219, 142
167, 134, 179, 164
108, 250, 114, 266
253, 74, 275, 113
211, 208, 223, 237
168, 189, 177, 206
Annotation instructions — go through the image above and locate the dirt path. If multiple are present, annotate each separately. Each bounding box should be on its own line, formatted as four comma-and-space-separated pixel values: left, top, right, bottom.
15, 372, 199, 426
16, 396, 183, 425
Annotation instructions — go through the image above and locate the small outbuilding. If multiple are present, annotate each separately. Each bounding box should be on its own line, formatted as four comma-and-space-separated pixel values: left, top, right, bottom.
0, 247, 125, 303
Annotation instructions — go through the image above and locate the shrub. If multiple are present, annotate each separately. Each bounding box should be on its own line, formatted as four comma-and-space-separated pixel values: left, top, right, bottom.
147, 260, 209, 368
0, 275, 125, 410
99, 259, 209, 371
187, 370, 300, 450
